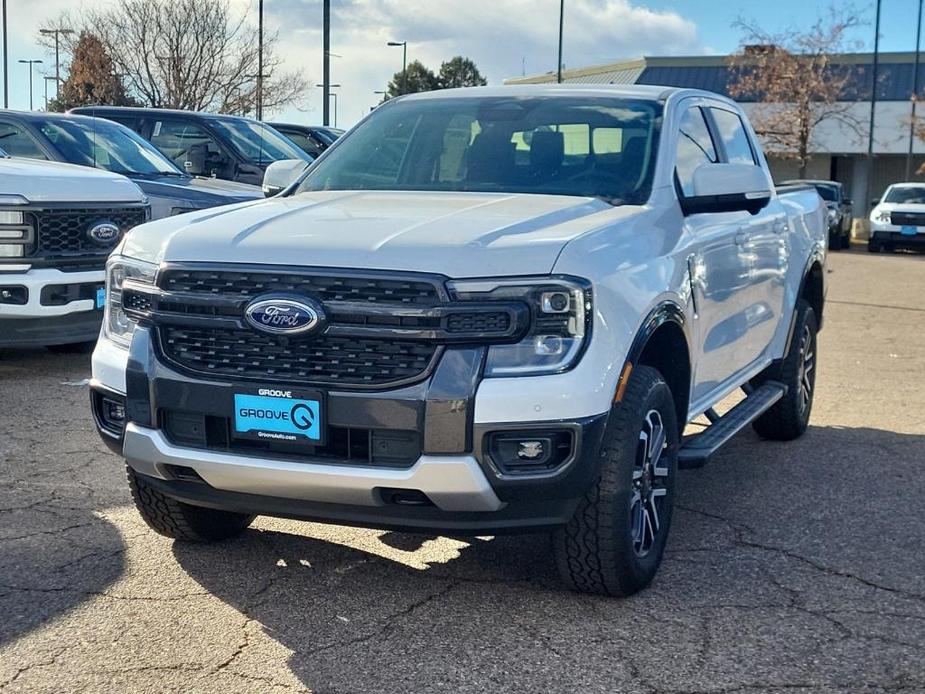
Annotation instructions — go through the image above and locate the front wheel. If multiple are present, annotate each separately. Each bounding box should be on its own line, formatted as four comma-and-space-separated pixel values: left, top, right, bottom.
127, 466, 254, 542
553, 365, 679, 597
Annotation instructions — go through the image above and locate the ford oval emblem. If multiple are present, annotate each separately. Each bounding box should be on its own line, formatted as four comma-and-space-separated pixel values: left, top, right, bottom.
88, 221, 121, 245
244, 296, 326, 336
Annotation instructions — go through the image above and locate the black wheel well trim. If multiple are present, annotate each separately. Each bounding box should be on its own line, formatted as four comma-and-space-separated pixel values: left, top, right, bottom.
615, 300, 692, 423
785, 254, 825, 353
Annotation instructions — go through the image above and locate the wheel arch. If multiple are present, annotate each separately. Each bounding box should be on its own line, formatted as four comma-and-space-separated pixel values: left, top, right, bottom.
615, 302, 692, 426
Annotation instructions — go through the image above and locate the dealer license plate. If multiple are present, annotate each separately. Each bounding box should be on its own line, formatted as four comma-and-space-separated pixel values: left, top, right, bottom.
233, 388, 324, 445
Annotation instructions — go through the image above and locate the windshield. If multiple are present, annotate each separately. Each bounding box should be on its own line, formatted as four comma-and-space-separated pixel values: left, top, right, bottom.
208, 117, 311, 166
296, 96, 662, 205
812, 184, 838, 202
35, 117, 183, 176
884, 186, 925, 204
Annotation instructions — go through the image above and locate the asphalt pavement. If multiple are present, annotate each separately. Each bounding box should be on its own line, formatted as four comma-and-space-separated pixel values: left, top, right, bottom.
1, 247, 923, 694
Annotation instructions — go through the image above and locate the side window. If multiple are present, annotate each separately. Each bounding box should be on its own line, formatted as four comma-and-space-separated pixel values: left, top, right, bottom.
709, 108, 756, 165
150, 119, 225, 174
675, 107, 716, 197
0, 122, 47, 159
281, 130, 323, 158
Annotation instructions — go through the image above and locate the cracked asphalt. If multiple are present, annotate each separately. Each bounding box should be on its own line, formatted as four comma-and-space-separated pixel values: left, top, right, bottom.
1, 248, 924, 694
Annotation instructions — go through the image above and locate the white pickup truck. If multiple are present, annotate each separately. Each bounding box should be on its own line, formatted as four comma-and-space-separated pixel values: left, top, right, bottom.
0, 155, 148, 350
91, 86, 826, 596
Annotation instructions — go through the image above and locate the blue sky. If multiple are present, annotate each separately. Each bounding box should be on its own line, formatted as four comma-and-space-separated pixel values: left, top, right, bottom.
6, 1, 924, 127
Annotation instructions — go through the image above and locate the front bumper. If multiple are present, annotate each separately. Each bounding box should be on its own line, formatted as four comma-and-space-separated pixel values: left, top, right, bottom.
0, 267, 105, 347
870, 228, 925, 250
91, 327, 609, 534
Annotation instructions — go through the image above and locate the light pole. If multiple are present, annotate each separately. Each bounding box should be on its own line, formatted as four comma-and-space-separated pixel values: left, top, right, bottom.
387, 41, 407, 95
323, 0, 330, 126
43, 75, 55, 109
865, 0, 881, 213
2, 0, 7, 108
18, 59, 42, 111
557, 0, 565, 83
39, 27, 73, 95
318, 83, 340, 127
256, 0, 263, 120
907, 0, 924, 180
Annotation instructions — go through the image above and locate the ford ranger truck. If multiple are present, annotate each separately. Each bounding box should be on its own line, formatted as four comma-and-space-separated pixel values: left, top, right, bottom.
0, 156, 148, 350
90, 86, 826, 596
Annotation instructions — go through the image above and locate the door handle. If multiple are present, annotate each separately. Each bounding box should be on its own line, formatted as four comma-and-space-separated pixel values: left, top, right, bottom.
734, 230, 749, 246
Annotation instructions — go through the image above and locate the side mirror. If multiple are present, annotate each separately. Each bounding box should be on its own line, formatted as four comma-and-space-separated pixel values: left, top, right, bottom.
871, 198, 880, 207
843, 198, 852, 206
680, 163, 772, 216
183, 144, 208, 176
262, 159, 309, 197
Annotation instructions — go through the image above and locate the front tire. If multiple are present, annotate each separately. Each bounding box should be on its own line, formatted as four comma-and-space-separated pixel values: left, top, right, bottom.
127, 466, 254, 542
751, 299, 817, 441
553, 365, 679, 597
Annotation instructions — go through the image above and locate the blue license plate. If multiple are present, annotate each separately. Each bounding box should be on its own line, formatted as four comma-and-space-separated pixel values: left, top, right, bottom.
901, 225, 918, 236
233, 390, 323, 444
96, 287, 106, 309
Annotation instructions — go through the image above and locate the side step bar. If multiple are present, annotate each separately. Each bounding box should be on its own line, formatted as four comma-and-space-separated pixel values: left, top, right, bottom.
678, 381, 787, 469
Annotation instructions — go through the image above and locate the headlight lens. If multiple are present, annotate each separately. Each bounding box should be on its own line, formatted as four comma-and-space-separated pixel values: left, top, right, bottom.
104, 256, 157, 347
0, 210, 33, 258
872, 209, 892, 223
448, 277, 591, 377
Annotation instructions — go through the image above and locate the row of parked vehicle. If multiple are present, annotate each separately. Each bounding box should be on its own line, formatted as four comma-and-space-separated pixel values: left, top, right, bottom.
0, 106, 341, 350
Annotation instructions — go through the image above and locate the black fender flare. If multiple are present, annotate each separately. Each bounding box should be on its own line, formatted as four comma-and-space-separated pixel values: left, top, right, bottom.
614, 300, 689, 404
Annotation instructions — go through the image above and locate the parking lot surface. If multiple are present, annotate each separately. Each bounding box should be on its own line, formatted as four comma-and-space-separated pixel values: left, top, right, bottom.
1, 249, 924, 694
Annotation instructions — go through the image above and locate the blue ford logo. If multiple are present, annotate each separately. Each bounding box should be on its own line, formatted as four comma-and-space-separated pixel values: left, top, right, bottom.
244, 296, 325, 336
88, 221, 121, 245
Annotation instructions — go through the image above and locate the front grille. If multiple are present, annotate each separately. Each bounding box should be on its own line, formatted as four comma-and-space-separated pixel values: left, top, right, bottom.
890, 211, 925, 227
159, 326, 440, 387
33, 207, 147, 256
160, 268, 441, 305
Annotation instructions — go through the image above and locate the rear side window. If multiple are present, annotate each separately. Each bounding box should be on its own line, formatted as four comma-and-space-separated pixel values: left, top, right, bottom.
709, 108, 756, 165
675, 107, 716, 197
0, 122, 47, 159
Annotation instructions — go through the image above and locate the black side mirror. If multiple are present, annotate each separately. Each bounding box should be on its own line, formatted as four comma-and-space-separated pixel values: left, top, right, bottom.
871, 198, 880, 206
183, 144, 208, 176
843, 198, 852, 206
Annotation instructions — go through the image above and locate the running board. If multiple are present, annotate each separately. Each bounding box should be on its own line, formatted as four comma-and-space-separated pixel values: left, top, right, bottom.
678, 381, 787, 469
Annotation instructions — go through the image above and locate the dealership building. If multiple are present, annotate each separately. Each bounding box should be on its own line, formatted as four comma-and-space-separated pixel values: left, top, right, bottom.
506, 52, 925, 213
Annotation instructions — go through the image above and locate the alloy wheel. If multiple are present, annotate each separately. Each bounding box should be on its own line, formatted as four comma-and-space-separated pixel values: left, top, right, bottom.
631, 409, 670, 557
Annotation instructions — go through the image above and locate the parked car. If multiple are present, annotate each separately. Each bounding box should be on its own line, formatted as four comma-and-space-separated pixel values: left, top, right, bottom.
90, 85, 826, 596
780, 179, 852, 250
267, 123, 344, 159
69, 106, 313, 186
0, 110, 261, 219
869, 182, 925, 252
0, 154, 148, 350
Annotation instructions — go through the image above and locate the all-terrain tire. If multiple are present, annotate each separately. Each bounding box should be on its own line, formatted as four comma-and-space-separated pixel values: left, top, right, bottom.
553, 365, 679, 597
751, 299, 818, 441
127, 466, 255, 542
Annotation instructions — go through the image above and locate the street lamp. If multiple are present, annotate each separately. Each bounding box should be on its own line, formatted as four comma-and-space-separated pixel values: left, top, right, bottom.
18, 59, 42, 111
39, 28, 73, 93
317, 83, 340, 127
43, 75, 55, 110
557, 0, 565, 84
387, 41, 407, 95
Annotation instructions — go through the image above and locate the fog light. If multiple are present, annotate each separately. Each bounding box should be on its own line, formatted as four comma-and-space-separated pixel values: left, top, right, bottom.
487, 430, 574, 474
104, 398, 126, 423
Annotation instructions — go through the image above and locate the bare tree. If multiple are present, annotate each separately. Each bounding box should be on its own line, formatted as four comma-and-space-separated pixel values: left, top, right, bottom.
727, 8, 865, 178
39, 0, 308, 116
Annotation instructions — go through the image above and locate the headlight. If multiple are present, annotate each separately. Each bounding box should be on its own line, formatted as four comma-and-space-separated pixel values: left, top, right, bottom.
447, 276, 591, 377
0, 210, 33, 258
872, 209, 891, 223
104, 256, 157, 347
827, 208, 837, 221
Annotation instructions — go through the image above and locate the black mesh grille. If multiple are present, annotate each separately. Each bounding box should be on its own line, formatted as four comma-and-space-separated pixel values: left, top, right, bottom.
445, 311, 511, 333
890, 212, 925, 227
159, 327, 439, 387
124, 291, 153, 313
34, 208, 146, 256
160, 268, 441, 305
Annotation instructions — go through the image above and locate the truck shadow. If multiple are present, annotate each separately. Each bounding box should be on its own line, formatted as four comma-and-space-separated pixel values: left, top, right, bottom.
169, 423, 925, 691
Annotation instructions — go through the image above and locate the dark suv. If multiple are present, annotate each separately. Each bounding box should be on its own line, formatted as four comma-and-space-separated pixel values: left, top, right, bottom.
70, 107, 312, 186
267, 123, 344, 159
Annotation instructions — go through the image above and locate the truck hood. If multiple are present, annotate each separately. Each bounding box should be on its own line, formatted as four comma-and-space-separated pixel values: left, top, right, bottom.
123, 190, 625, 277
133, 175, 263, 219
0, 157, 145, 204
874, 202, 925, 216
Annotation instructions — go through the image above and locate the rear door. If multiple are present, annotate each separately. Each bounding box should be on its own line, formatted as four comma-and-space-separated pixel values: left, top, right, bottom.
705, 106, 789, 371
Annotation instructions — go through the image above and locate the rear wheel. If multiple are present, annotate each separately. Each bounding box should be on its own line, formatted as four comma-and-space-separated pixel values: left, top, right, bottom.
553, 365, 679, 597
127, 466, 254, 542
751, 299, 817, 441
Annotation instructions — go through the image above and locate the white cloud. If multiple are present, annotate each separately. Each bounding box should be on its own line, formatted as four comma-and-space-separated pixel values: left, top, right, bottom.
11, 0, 705, 125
